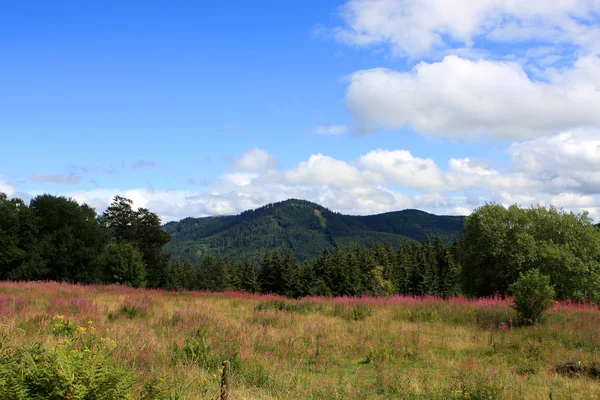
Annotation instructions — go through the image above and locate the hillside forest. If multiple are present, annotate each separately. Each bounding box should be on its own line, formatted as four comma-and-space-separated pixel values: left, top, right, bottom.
1, 193, 600, 302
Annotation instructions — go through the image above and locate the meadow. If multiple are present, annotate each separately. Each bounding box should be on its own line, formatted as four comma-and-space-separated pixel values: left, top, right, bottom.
1, 282, 600, 399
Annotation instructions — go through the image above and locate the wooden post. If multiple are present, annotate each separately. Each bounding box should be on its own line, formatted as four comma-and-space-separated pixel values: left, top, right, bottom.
220, 360, 230, 400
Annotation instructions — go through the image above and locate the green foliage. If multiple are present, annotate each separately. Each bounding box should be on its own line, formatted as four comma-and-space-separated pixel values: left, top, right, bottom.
103, 242, 147, 288
164, 260, 195, 291
51, 316, 77, 337
510, 269, 556, 324
0, 338, 134, 399
102, 196, 171, 288
460, 203, 600, 300
29, 194, 109, 283
164, 199, 464, 263
178, 327, 241, 371
366, 266, 394, 296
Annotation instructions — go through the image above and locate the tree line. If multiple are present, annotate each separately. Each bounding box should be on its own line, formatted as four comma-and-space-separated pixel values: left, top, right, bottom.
0, 194, 169, 288
2, 192, 600, 301
164, 235, 460, 297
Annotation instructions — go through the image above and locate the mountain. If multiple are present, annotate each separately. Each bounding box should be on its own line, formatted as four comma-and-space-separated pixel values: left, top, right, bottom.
163, 199, 465, 262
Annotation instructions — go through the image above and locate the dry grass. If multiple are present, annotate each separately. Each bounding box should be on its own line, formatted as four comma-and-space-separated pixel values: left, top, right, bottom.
1, 281, 600, 399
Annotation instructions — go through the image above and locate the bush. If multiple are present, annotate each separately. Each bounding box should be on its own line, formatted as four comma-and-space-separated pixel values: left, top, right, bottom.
0, 339, 134, 399
509, 269, 555, 325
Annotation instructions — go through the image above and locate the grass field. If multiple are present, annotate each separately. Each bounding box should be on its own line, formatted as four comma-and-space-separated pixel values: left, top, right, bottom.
1, 281, 600, 399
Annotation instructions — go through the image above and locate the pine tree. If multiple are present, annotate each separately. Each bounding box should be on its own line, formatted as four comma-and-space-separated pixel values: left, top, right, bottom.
227, 261, 242, 290
420, 235, 439, 295
407, 242, 423, 295
196, 255, 214, 290
212, 256, 229, 291
258, 250, 272, 293
314, 248, 334, 294
241, 260, 260, 293
393, 238, 411, 294
281, 249, 299, 297
345, 250, 363, 296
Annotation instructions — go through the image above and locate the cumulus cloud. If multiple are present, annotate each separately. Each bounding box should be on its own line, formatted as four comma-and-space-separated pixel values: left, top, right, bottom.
333, 0, 600, 56
281, 154, 366, 187
346, 55, 600, 139
509, 129, 600, 194
313, 124, 348, 135
232, 148, 278, 171
13, 130, 600, 222
358, 150, 446, 191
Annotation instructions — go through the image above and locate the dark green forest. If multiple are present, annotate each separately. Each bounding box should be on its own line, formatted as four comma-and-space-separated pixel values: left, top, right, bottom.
163, 199, 465, 262
2, 193, 600, 301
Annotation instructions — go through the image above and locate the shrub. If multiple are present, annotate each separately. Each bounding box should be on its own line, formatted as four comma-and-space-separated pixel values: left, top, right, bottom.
179, 327, 241, 371
0, 339, 134, 399
509, 269, 555, 325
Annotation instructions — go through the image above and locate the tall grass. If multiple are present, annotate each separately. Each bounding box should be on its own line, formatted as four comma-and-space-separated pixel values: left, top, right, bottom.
0, 281, 599, 398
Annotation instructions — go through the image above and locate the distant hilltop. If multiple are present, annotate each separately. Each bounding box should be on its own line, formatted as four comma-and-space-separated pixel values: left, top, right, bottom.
163, 199, 465, 262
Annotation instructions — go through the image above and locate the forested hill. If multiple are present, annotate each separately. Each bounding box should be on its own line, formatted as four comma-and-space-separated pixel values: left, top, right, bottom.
163, 199, 465, 262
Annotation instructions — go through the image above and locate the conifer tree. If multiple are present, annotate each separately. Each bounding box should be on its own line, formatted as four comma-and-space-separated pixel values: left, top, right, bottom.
407, 242, 423, 295
420, 235, 439, 295
258, 250, 272, 293
240, 260, 260, 293
393, 238, 411, 294
212, 256, 229, 291
281, 249, 299, 297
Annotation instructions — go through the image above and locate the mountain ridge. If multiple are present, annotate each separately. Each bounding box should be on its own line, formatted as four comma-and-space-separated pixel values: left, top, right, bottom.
163, 199, 465, 262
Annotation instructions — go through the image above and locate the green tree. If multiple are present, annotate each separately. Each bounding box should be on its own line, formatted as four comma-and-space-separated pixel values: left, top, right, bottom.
460, 203, 600, 300
103, 243, 146, 288
0, 194, 46, 280
509, 269, 555, 325
102, 196, 170, 288
366, 266, 394, 297
212, 256, 230, 291
281, 249, 300, 297
240, 260, 260, 293
164, 259, 196, 291
314, 248, 334, 294
393, 238, 411, 294
30, 194, 108, 283
420, 235, 438, 295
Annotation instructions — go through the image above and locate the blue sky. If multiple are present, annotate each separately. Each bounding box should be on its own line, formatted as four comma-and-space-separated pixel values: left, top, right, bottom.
2, 1, 600, 222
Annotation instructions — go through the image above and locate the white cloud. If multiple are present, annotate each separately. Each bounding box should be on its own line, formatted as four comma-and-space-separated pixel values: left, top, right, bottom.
449, 158, 497, 176
0, 180, 15, 196
232, 148, 278, 171
509, 129, 600, 194
282, 154, 366, 187
346, 55, 600, 139
358, 149, 446, 191
313, 124, 348, 135
12, 131, 600, 222
333, 0, 600, 57
222, 172, 259, 186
